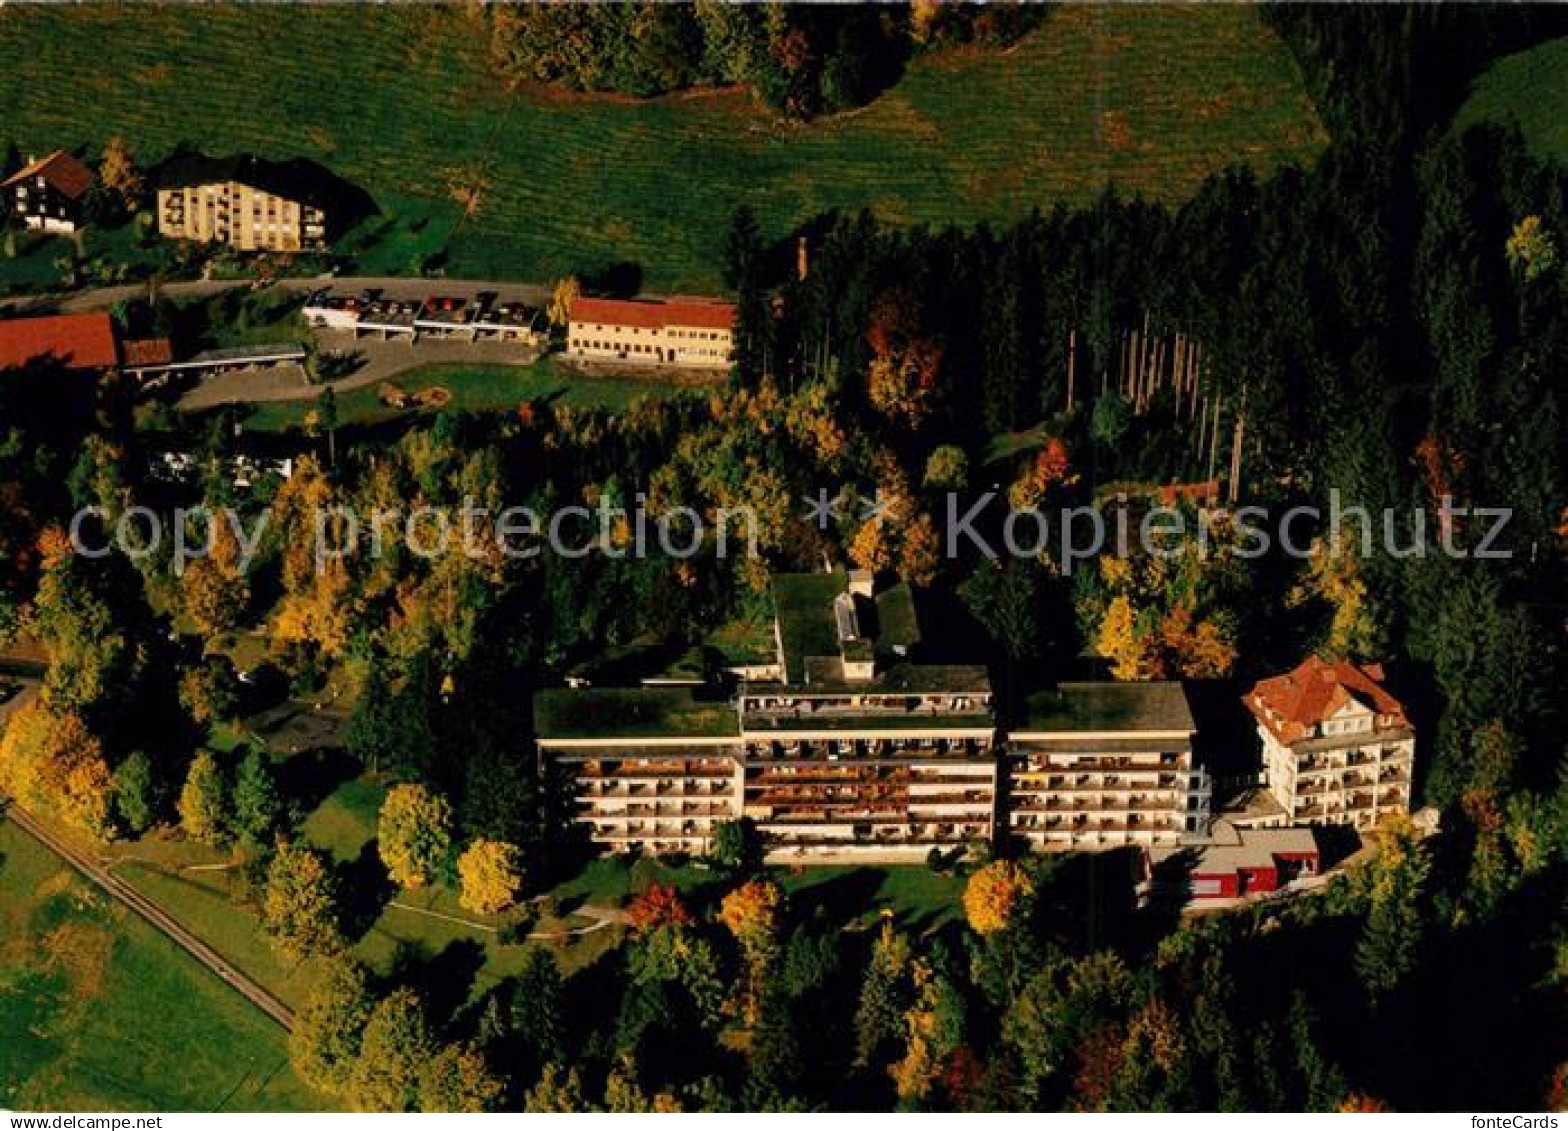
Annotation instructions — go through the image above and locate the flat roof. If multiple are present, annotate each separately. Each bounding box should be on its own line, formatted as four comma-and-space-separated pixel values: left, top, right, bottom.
535, 687, 740, 742
1193, 826, 1319, 873
1016, 681, 1195, 736
747, 662, 992, 699
772, 572, 847, 684
742, 711, 993, 736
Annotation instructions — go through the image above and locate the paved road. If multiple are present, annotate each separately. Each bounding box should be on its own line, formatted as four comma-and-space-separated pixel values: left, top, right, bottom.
176, 332, 543, 410
1, 274, 551, 316
4, 804, 296, 1031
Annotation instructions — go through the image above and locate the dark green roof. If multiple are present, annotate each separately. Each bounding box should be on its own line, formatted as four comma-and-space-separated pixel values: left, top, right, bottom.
535, 687, 739, 741
1017, 681, 1194, 735
875, 583, 921, 650
772, 572, 847, 683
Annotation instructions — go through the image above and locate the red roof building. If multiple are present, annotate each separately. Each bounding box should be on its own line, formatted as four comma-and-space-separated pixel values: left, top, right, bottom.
3, 150, 94, 233
2, 150, 94, 201
568, 295, 735, 368
1244, 655, 1408, 746
1243, 656, 1414, 831
0, 312, 120, 372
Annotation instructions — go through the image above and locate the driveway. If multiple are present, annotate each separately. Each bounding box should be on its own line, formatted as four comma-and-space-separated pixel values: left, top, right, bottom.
1, 274, 551, 316
176, 332, 543, 410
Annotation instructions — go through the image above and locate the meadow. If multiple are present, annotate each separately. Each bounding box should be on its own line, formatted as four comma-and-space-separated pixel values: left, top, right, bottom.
0, 5, 1325, 291
0, 821, 326, 1112
1456, 35, 1568, 163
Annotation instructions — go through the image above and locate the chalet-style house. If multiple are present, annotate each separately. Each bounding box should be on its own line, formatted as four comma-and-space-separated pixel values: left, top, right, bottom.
0, 312, 119, 373
3, 150, 94, 234
567, 295, 735, 368
1243, 656, 1414, 831
1007, 682, 1212, 852
155, 154, 330, 253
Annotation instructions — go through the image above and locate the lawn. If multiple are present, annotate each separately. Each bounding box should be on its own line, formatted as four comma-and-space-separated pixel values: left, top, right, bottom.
1456, 35, 1568, 164
779, 864, 968, 934
0, 5, 1324, 291
239, 357, 706, 432
0, 821, 328, 1112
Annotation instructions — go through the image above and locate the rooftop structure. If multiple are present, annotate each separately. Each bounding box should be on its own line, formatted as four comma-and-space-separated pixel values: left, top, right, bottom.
303, 288, 546, 345
0, 312, 119, 372
1007, 682, 1212, 853
1243, 656, 1414, 830
1180, 820, 1321, 902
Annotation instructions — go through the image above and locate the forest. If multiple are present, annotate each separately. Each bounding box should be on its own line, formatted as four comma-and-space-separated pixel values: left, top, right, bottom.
0, 3, 1564, 1114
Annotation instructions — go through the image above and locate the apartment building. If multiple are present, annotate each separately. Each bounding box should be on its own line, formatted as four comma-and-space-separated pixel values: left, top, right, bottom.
3, 150, 93, 233
1243, 656, 1414, 831
739, 571, 997, 861
534, 686, 744, 855
1007, 681, 1212, 852
156, 155, 330, 252
567, 295, 734, 368
537, 569, 998, 861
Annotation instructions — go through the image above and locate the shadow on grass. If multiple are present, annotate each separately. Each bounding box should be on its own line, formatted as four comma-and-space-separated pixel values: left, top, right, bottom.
338, 839, 396, 942
279, 747, 361, 817
392, 937, 486, 1029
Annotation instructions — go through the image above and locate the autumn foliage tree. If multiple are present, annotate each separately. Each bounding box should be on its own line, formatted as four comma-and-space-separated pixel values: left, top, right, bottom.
456, 838, 524, 915
625, 881, 694, 934
289, 954, 375, 1097
377, 784, 454, 890
349, 988, 435, 1113
866, 290, 946, 428
0, 700, 115, 837
718, 879, 783, 1026
263, 839, 345, 960
963, 859, 1034, 935
418, 1042, 505, 1113
177, 748, 231, 845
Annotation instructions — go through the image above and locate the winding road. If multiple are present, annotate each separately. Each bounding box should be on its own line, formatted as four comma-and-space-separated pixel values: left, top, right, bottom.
4, 803, 296, 1031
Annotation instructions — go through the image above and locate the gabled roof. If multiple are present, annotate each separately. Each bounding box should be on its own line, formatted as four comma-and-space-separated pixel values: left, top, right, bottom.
2, 150, 94, 200
0, 312, 118, 372
1244, 655, 1408, 745
571, 295, 735, 332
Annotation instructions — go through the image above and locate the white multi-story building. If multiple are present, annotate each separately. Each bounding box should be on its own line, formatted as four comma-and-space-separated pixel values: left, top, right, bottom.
534, 686, 744, 856
537, 569, 999, 862
1243, 656, 1414, 831
1007, 682, 1212, 852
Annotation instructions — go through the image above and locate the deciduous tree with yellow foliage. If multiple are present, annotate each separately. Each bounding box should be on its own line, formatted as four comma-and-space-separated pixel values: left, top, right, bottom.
378, 783, 453, 890
962, 859, 1034, 935
456, 838, 524, 915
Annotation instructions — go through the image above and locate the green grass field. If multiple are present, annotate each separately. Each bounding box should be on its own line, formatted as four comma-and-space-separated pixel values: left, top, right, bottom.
1457, 35, 1568, 164
240, 357, 707, 431
0, 822, 327, 1112
0, 5, 1324, 290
